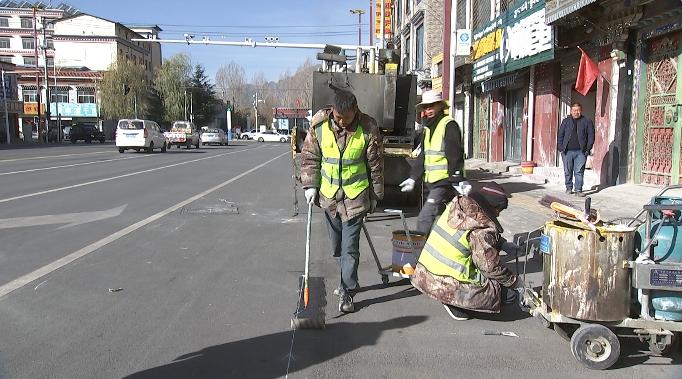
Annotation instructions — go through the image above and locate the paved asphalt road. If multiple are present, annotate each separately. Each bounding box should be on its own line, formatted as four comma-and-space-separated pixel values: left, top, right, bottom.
0, 142, 680, 378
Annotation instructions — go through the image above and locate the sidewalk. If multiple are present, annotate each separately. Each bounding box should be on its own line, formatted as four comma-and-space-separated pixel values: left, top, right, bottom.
465, 158, 677, 222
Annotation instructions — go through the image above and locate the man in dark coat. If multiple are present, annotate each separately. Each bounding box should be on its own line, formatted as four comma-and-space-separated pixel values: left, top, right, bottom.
557, 102, 595, 196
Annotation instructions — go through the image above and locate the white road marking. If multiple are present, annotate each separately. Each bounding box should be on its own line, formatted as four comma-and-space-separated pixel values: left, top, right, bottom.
0, 204, 127, 230
0, 150, 288, 299
0, 146, 260, 204
0, 150, 112, 163
0, 155, 148, 176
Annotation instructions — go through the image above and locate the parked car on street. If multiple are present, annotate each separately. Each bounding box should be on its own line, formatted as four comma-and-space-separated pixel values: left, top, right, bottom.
70, 124, 106, 143
165, 121, 200, 149
254, 130, 291, 143
201, 128, 228, 146
240, 129, 259, 140
116, 119, 167, 153
47, 126, 70, 142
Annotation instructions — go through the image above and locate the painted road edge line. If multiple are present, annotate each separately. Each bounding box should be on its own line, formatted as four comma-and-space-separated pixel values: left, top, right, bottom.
0, 150, 289, 299
0, 155, 148, 176
0, 150, 112, 163
0, 146, 262, 204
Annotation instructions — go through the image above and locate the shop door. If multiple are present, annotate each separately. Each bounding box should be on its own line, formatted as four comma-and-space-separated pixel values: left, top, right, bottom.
505, 89, 524, 161
639, 31, 682, 185
476, 94, 489, 160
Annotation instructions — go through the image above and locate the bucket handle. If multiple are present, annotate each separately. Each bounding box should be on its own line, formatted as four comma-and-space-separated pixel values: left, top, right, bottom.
385, 209, 414, 247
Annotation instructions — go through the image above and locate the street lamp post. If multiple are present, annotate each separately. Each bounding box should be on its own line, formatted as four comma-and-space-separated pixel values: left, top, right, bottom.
350, 9, 365, 46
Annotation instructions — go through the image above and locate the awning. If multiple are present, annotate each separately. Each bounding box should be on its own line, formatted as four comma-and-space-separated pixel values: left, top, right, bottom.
481, 73, 518, 92
546, 0, 597, 24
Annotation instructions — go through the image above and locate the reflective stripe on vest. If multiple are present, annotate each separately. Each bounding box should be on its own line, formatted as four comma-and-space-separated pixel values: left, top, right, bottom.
418, 202, 482, 284
319, 120, 369, 200
423, 116, 453, 183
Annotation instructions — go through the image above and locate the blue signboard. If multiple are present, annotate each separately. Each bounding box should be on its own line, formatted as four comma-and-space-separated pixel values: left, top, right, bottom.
540, 234, 551, 254
50, 103, 98, 117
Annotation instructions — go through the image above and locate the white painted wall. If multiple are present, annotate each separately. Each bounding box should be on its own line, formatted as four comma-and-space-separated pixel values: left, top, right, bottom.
54, 39, 117, 70
55, 15, 115, 37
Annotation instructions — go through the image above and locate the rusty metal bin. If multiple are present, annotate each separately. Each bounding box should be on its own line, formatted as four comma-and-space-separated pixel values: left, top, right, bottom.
542, 221, 636, 321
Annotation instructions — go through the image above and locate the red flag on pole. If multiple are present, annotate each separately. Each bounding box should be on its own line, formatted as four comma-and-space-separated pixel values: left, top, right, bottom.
574, 47, 600, 96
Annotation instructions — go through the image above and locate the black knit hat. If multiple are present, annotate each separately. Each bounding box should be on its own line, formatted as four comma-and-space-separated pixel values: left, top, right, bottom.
476, 182, 511, 210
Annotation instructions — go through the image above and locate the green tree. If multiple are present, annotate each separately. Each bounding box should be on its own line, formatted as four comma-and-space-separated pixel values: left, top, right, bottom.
99, 58, 149, 120
188, 64, 217, 127
154, 53, 192, 123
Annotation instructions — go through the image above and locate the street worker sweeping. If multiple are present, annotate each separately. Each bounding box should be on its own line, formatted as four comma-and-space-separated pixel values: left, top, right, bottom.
398, 90, 470, 235
300, 89, 384, 313
410, 182, 524, 320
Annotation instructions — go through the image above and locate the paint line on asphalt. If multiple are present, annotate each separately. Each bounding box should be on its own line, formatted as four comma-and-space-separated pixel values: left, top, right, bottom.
0, 146, 262, 204
0, 150, 112, 163
0, 155, 150, 176
0, 150, 289, 299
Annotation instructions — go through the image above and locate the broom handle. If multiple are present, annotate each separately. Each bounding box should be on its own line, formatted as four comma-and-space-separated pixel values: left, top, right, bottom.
304, 202, 313, 281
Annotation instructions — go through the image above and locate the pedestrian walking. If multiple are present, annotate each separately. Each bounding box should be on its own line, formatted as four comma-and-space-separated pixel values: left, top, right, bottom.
398, 90, 469, 235
300, 89, 384, 313
557, 102, 595, 196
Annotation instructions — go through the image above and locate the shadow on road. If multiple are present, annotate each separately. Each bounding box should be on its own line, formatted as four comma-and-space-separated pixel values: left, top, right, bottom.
123, 316, 427, 379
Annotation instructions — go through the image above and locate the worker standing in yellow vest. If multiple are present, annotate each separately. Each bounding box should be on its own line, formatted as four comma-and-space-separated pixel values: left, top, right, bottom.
411, 182, 524, 320
300, 89, 384, 313
398, 90, 470, 235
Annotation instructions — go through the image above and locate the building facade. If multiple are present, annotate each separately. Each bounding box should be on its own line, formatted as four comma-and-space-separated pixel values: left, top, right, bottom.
0, 60, 21, 143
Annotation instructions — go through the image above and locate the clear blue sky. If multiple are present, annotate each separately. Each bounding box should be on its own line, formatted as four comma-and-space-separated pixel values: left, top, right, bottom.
63, 0, 374, 83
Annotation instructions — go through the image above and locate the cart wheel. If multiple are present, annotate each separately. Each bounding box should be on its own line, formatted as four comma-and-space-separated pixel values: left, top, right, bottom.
570, 324, 620, 370
381, 275, 389, 285
648, 332, 679, 356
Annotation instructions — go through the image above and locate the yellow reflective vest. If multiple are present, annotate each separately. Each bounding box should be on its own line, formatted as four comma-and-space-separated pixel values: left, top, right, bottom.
418, 202, 482, 284
319, 120, 369, 200
423, 116, 454, 183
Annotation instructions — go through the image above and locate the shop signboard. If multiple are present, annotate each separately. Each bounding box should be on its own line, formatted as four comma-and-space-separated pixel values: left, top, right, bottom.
50, 103, 98, 118
472, 0, 554, 82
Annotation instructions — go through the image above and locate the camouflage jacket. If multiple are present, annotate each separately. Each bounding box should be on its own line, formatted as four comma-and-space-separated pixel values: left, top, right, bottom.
300, 108, 384, 221
411, 195, 518, 313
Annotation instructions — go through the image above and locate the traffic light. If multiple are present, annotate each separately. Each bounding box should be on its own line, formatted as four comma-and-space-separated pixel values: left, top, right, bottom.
123, 84, 130, 96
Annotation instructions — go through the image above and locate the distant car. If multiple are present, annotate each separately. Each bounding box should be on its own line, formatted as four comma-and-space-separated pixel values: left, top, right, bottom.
201, 128, 228, 146
116, 119, 167, 153
240, 129, 259, 140
254, 130, 291, 143
70, 124, 106, 144
47, 126, 70, 142
165, 121, 200, 149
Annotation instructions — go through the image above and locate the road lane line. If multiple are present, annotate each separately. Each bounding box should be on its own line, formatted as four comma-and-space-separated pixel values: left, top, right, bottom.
0, 155, 150, 176
0, 146, 262, 204
0, 150, 288, 299
0, 150, 112, 163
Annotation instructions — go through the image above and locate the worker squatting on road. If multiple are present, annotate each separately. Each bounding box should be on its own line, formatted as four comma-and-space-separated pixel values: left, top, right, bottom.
398, 90, 470, 235
410, 182, 525, 320
300, 89, 384, 313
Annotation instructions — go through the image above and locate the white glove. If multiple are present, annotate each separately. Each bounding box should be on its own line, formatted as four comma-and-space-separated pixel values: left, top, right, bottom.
399, 178, 416, 192
453, 180, 472, 196
304, 188, 318, 205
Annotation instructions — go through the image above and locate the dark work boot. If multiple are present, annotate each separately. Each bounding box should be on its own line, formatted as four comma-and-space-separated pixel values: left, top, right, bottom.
443, 304, 470, 320
565, 188, 572, 194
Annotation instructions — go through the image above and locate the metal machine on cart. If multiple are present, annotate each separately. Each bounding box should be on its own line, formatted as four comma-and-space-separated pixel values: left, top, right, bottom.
522, 185, 682, 369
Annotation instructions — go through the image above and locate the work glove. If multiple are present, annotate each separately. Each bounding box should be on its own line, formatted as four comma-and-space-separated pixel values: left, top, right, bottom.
453, 180, 472, 196
304, 188, 318, 205
370, 199, 377, 214
500, 241, 522, 257
399, 178, 416, 193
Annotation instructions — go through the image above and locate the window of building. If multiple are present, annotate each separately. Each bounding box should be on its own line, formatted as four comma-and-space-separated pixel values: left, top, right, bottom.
51, 88, 69, 103
46, 57, 54, 67
473, 0, 493, 30
415, 24, 424, 69
0, 38, 10, 49
0, 56, 12, 63
23, 89, 37, 102
0, 17, 8, 27
45, 21, 54, 30
22, 38, 35, 50
77, 88, 95, 103
404, 36, 411, 70
20, 18, 33, 29
45, 38, 54, 49
23, 56, 36, 66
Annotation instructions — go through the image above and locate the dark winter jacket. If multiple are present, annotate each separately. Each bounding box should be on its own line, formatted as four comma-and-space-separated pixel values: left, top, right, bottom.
557, 115, 595, 154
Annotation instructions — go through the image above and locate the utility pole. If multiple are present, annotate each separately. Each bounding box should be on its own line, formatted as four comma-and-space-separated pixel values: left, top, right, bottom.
369, 0, 373, 47
380, 0, 385, 49
253, 91, 259, 132
41, 23, 51, 140
32, 6, 43, 142
184, 89, 187, 121
350, 9, 365, 46
190, 91, 193, 123
1, 68, 9, 145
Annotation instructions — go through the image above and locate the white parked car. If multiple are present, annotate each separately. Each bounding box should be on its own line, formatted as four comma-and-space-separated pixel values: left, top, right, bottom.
201, 128, 228, 146
254, 130, 291, 143
116, 119, 168, 153
240, 129, 258, 140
